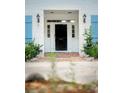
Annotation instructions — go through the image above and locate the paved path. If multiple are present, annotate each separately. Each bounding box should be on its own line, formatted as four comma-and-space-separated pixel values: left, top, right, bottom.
25, 62, 98, 84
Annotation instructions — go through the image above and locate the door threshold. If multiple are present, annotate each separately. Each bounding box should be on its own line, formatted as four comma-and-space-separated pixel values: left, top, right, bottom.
54, 51, 68, 52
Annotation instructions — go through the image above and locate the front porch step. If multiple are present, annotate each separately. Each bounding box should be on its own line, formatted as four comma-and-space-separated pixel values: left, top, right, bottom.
29, 52, 97, 62
45, 52, 80, 58
33, 57, 83, 62
56, 57, 84, 62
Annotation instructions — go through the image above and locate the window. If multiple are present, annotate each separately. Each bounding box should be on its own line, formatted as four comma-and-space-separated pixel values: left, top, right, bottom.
47, 20, 61, 22
25, 16, 32, 43
47, 25, 50, 38
72, 25, 75, 38
91, 15, 98, 42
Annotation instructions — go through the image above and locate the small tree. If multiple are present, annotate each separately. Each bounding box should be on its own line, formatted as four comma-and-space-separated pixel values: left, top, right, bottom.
83, 26, 98, 58
84, 27, 93, 47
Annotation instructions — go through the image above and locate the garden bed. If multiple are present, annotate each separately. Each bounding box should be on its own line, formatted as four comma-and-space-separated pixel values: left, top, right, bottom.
25, 80, 98, 93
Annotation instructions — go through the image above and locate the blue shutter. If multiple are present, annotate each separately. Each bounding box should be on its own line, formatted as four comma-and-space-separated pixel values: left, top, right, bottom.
91, 15, 98, 43
25, 16, 32, 43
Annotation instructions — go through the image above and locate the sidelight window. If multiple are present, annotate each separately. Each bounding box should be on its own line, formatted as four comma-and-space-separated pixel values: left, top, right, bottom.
47, 25, 50, 38
72, 25, 75, 38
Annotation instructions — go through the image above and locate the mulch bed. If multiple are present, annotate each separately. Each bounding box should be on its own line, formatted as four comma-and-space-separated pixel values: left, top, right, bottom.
25, 80, 98, 93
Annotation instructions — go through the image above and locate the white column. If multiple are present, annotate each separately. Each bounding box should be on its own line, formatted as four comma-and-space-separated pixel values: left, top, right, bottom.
33, 9, 44, 56
79, 9, 85, 56
41, 10, 44, 56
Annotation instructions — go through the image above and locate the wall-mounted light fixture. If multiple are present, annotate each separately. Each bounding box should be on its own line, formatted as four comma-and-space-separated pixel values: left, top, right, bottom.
36, 14, 40, 23
83, 14, 87, 23
61, 20, 66, 23
70, 20, 75, 23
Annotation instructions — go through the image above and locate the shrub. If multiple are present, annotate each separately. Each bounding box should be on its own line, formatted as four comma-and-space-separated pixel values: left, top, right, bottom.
25, 41, 42, 61
84, 42, 98, 58
83, 27, 98, 59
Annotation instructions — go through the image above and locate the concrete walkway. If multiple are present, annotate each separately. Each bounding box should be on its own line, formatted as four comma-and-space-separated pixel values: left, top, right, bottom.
25, 62, 98, 84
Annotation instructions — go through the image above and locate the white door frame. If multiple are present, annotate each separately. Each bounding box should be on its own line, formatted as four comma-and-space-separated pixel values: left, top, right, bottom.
45, 22, 78, 52
44, 10, 79, 53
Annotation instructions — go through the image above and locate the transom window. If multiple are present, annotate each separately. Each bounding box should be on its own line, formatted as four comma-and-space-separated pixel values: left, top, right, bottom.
47, 20, 75, 23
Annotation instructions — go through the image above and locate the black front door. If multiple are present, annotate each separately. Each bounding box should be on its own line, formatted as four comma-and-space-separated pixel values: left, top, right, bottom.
55, 24, 67, 50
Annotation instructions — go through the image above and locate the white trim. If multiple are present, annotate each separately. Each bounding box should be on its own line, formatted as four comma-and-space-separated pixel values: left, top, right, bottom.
44, 9, 79, 53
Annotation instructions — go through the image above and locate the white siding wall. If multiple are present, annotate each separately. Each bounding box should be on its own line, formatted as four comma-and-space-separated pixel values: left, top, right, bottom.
25, 0, 98, 55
